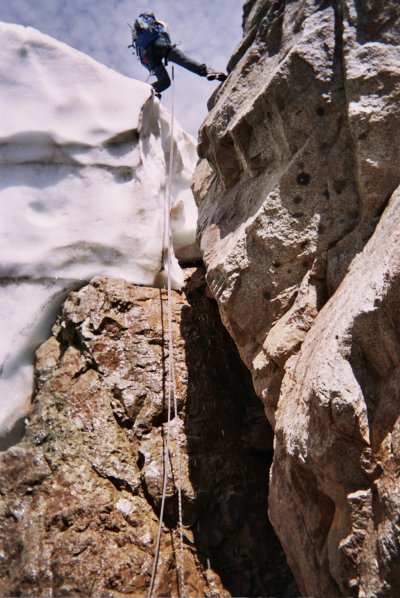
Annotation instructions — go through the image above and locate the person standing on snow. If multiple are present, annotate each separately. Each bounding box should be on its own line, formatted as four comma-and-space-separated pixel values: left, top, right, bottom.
130, 12, 227, 97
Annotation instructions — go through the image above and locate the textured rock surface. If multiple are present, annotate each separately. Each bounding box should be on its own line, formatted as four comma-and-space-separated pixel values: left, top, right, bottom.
0, 274, 296, 597
271, 184, 400, 597
194, 0, 400, 418
193, 0, 400, 595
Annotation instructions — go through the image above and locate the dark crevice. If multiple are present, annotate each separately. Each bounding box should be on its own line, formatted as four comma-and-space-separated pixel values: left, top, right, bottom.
374, 192, 393, 219
180, 268, 297, 597
140, 470, 180, 530
334, 0, 363, 224
0, 417, 26, 451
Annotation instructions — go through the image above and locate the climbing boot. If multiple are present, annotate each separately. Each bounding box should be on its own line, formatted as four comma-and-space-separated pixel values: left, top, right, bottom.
206, 70, 227, 82
151, 87, 162, 100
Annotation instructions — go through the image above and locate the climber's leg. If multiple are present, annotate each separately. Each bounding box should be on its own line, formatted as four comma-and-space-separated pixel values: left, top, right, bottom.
148, 40, 227, 90
167, 46, 227, 81
166, 45, 208, 77
152, 63, 171, 93
146, 44, 172, 93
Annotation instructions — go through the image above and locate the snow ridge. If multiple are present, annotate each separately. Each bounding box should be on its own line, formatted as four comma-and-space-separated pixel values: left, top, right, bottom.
0, 22, 200, 439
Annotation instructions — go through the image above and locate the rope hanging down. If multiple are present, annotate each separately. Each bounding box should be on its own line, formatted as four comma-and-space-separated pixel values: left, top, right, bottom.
148, 67, 185, 598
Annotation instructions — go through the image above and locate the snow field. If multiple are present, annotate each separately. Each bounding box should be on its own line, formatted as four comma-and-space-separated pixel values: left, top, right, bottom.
0, 22, 200, 439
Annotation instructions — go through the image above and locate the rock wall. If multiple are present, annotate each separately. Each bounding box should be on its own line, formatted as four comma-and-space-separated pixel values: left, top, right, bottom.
0, 274, 296, 596
2, 2, 400, 596
270, 184, 400, 597
193, 0, 400, 595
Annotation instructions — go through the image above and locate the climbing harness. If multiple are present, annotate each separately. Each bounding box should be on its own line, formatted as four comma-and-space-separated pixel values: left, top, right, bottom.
147, 67, 185, 598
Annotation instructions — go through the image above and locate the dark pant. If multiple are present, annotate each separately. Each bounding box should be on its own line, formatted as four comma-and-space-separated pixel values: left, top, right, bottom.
147, 39, 207, 92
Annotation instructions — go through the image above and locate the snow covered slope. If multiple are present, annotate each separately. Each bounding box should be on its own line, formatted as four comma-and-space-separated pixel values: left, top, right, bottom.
0, 22, 200, 439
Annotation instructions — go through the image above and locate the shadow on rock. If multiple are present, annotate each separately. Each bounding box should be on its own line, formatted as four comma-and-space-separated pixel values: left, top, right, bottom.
180, 267, 298, 597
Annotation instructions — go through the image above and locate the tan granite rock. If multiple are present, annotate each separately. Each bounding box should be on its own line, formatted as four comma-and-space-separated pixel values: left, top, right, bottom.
193, 0, 400, 595
270, 184, 400, 596
193, 0, 400, 418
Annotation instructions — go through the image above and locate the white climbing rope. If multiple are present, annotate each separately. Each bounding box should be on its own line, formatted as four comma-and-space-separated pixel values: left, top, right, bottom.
165, 67, 185, 597
148, 66, 185, 598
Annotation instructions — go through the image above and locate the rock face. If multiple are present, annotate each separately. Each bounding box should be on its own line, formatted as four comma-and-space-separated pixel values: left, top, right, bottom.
2, 2, 400, 596
193, 0, 400, 595
0, 274, 296, 597
270, 184, 400, 597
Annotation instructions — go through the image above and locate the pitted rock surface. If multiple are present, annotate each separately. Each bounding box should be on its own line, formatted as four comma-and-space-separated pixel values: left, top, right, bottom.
193, 0, 400, 595
194, 0, 400, 417
0, 274, 296, 597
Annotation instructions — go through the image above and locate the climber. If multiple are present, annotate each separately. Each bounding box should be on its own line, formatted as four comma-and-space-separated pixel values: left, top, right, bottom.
130, 13, 227, 97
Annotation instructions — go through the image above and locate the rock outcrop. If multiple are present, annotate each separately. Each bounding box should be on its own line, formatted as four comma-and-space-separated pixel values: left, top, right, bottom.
0, 274, 296, 596
193, 0, 400, 595
270, 184, 400, 597
2, 2, 400, 596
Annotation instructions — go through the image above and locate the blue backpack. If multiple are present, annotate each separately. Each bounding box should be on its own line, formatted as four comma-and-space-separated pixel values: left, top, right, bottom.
132, 13, 171, 71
